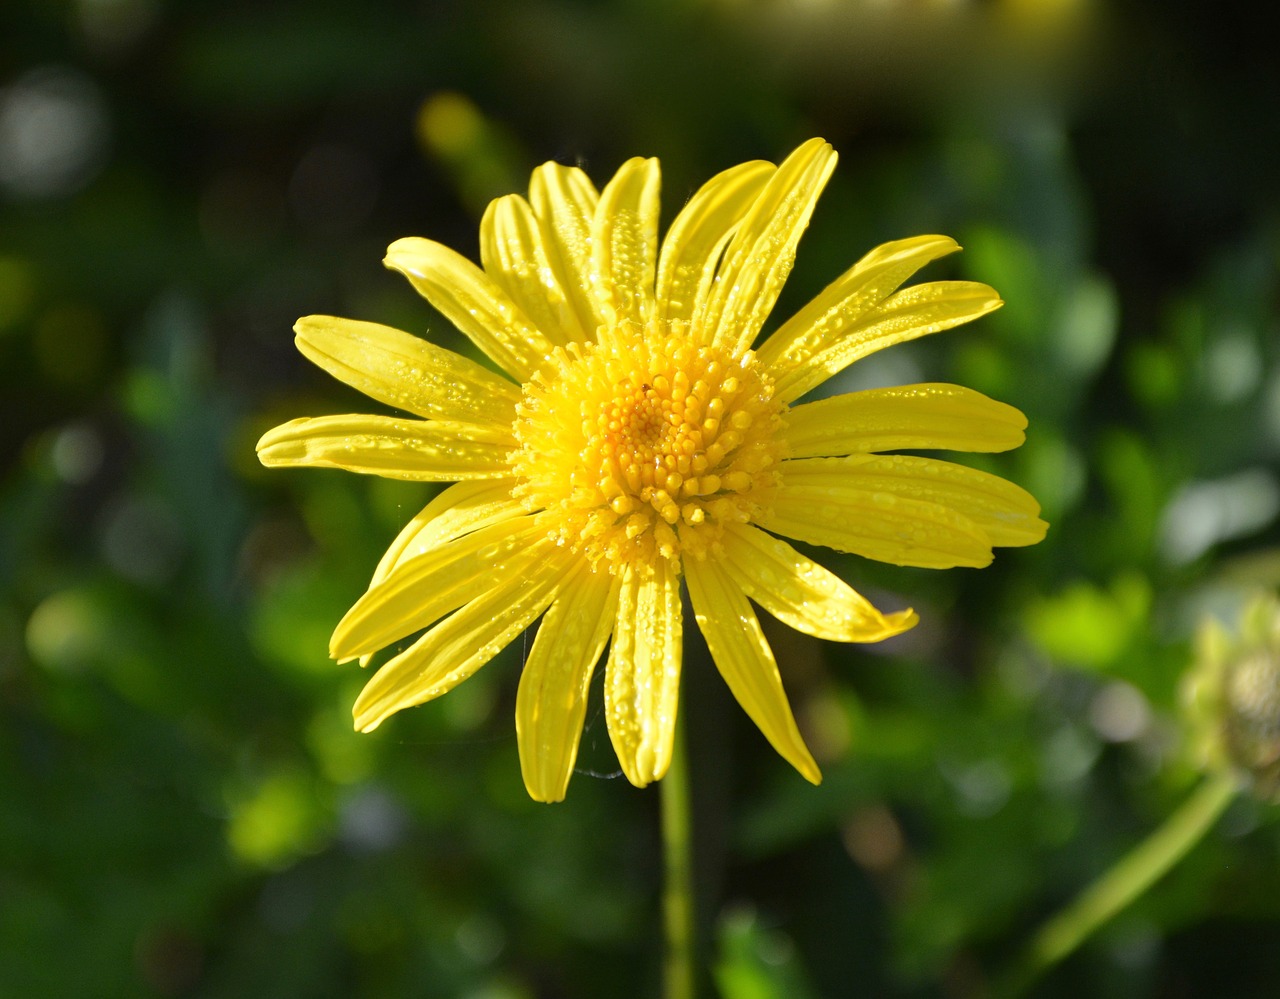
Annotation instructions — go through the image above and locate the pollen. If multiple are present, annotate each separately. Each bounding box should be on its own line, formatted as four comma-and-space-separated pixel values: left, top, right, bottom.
510, 319, 787, 573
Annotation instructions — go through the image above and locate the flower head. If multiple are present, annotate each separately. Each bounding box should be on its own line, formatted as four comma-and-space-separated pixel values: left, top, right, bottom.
1183, 593, 1280, 800
258, 138, 1047, 801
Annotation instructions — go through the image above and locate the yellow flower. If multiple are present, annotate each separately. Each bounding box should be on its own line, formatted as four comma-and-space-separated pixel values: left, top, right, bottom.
258, 138, 1047, 802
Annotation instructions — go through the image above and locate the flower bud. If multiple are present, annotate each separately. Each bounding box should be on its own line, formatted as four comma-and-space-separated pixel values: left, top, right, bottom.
1183, 593, 1280, 800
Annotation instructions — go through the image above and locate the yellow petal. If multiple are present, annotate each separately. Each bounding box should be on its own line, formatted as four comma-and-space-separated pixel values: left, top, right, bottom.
357, 479, 525, 668
722, 524, 917, 642
591, 157, 661, 329
655, 159, 776, 328
605, 559, 682, 787
256, 414, 512, 480
529, 161, 603, 338
384, 237, 554, 381
480, 194, 584, 345
760, 477, 994, 569
684, 557, 821, 784
703, 138, 838, 354
784, 455, 1048, 549
353, 548, 573, 732
772, 280, 1003, 403
783, 383, 1027, 457
330, 516, 547, 661
516, 564, 620, 802
756, 234, 962, 370
365, 480, 526, 593
293, 314, 521, 425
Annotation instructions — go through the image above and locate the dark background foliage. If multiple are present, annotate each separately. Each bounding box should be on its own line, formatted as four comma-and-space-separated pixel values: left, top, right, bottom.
3, 1, 1279, 996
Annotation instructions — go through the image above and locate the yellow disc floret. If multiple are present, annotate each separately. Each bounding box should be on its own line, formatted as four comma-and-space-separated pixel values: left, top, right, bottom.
511, 319, 786, 574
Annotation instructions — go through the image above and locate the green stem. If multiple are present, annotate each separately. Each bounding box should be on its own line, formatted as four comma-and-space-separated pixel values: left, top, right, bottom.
999, 772, 1238, 997
661, 705, 696, 999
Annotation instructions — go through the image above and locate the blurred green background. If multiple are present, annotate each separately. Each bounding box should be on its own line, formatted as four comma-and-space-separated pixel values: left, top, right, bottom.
3, 0, 1279, 996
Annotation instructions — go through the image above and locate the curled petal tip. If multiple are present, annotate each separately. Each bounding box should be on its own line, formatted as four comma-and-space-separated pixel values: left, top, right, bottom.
382, 236, 428, 273
329, 621, 363, 664
888, 608, 920, 636
292, 314, 327, 338
353, 702, 382, 733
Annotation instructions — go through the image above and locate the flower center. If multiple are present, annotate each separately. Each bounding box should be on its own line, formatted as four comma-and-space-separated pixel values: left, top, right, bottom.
511, 319, 786, 574
1226, 652, 1280, 767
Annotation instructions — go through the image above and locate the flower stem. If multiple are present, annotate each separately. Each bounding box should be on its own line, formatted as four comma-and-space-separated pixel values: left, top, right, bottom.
661, 704, 696, 999
998, 772, 1238, 997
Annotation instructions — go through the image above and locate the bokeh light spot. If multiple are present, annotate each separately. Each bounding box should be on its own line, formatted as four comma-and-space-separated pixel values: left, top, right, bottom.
1203, 324, 1262, 403
1159, 470, 1280, 565
75, 0, 160, 55
418, 91, 484, 156
226, 771, 326, 869
843, 804, 906, 871
26, 588, 110, 674
98, 494, 186, 586
337, 785, 408, 853
0, 66, 110, 199
1089, 680, 1151, 743
50, 422, 105, 484
1027, 574, 1151, 669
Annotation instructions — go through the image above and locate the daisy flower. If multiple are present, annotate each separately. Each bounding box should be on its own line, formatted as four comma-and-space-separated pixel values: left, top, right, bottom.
258, 138, 1047, 802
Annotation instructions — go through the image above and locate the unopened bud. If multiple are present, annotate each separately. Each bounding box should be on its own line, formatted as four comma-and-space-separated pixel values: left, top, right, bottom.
1183, 593, 1280, 800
